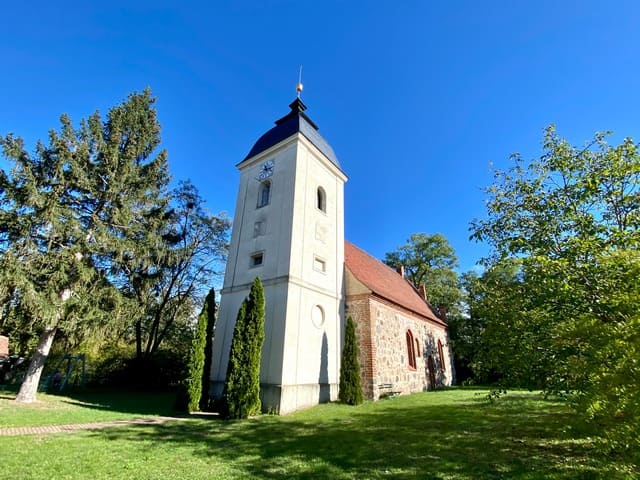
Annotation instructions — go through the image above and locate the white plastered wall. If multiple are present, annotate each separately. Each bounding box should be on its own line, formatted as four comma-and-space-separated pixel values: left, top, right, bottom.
210, 132, 347, 414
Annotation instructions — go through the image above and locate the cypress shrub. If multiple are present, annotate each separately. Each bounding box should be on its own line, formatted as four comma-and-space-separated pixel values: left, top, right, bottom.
200, 287, 216, 411
339, 316, 363, 405
184, 289, 216, 412
222, 277, 265, 419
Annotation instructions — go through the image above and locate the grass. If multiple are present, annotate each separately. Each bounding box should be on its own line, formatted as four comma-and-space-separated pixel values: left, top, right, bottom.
0, 388, 177, 427
0, 387, 636, 479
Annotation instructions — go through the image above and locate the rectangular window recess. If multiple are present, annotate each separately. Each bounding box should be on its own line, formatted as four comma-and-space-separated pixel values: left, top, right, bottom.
313, 256, 327, 273
253, 221, 266, 237
251, 252, 264, 267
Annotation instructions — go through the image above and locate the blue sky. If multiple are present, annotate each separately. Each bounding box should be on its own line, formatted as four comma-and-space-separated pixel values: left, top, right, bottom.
2, 1, 639, 272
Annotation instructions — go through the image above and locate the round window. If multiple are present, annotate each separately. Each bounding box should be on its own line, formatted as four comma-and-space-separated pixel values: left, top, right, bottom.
312, 305, 325, 328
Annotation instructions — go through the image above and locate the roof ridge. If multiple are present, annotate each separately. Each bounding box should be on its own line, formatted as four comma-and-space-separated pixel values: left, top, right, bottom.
344, 240, 446, 325
344, 239, 404, 278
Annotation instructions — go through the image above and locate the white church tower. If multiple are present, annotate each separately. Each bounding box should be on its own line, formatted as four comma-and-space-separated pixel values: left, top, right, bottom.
210, 96, 347, 414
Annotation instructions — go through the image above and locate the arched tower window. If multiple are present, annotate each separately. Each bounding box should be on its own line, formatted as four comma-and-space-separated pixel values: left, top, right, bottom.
257, 180, 271, 208
317, 186, 326, 212
437, 339, 446, 371
406, 329, 417, 370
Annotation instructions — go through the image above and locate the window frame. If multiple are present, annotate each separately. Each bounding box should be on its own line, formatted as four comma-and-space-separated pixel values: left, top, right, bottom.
250, 251, 264, 268
257, 180, 271, 208
316, 186, 326, 213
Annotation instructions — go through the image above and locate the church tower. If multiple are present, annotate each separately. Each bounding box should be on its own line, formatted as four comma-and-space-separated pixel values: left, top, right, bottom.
210, 97, 347, 414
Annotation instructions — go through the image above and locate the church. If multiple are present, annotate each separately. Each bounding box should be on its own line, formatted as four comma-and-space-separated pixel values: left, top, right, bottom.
210, 94, 453, 414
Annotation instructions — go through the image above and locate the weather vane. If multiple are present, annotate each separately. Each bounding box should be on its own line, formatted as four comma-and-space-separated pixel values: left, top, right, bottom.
296, 65, 303, 98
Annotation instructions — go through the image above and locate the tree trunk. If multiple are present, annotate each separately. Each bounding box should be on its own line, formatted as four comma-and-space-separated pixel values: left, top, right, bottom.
15, 325, 58, 403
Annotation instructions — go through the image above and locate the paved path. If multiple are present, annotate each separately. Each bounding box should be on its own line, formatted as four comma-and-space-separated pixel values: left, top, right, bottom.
0, 416, 184, 436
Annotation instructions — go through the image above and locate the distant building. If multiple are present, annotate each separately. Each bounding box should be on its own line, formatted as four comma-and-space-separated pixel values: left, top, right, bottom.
210, 97, 453, 414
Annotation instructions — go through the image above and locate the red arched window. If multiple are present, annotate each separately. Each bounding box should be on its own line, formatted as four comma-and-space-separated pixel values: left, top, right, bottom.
437, 339, 446, 371
406, 330, 417, 370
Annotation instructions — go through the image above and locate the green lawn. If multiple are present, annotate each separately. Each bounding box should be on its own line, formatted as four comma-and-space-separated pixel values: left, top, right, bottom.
0, 388, 636, 479
0, 389, 177, 427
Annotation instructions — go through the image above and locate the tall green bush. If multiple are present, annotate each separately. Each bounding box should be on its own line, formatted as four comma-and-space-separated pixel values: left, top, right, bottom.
200, 287, 216, 411
182, 288, 216, 412
222, 277, 265, 419
339, 316, 363, 405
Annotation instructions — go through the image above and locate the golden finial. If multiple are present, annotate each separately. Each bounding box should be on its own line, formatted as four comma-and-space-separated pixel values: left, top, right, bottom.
296, 65, 303, 98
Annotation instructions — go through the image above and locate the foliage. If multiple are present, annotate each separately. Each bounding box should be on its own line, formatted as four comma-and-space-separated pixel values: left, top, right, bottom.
0, 91, 229, 401
446, 270, 489, 382
384, 233, 462, 312
0, 89, 170, 402
114, 180, 228, 360
470, 125, 640, 453
1, 389, 636, 478
200, 287, 217, 411
338, 316, 363, 405
182, 288, 216, 412
91, 348, 188, 391
461, 260, 554, 387
222, 277, 265, 419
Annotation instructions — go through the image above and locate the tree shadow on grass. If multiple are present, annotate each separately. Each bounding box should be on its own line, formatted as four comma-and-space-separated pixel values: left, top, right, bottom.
86, 392, 630, 480
56, 390, 178, 417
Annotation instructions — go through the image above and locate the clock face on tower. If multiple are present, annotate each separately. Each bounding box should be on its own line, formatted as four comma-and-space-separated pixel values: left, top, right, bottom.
258, 159, 274, 180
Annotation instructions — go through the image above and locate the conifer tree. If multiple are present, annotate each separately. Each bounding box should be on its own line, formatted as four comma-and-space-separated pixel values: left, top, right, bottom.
184, 288, 216, 412
222, 277, 265, 419
339, 316, 363, 405
200, 287, 217, 411
0, 89, 170, 403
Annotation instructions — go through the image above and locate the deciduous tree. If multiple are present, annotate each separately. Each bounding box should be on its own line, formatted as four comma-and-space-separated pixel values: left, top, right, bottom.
116, 181, 228, 361
471, 125, 640, 453
384, 233, 462, 312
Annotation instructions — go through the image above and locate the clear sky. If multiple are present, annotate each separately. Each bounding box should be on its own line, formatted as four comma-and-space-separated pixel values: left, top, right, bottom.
2, 1, 639, 273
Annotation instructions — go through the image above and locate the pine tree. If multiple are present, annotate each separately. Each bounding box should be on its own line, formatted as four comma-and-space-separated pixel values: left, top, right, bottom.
222, 277, 265, 419
339, 316, 363, 405
0, 89, 171, 403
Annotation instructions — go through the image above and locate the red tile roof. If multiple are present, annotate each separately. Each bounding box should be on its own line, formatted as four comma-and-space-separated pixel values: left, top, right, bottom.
344, 241, 445, 325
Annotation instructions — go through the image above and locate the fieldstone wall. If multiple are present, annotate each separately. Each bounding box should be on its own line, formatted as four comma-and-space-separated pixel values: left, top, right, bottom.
346, 294, 453, 400
372, 296, 453, 397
